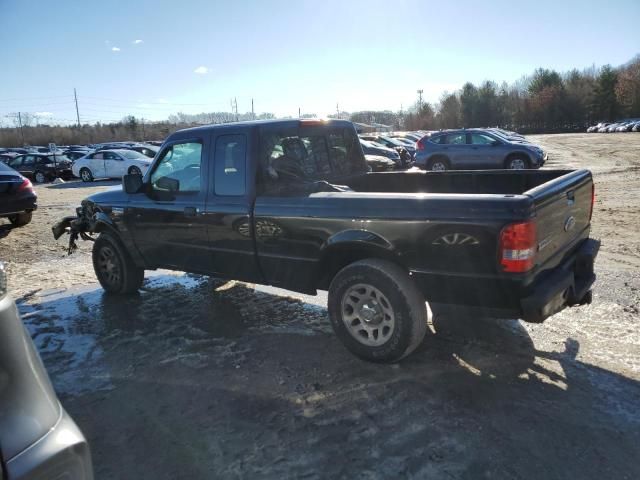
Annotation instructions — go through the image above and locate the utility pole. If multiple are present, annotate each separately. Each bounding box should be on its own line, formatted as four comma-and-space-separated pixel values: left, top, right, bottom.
298, 107, 301, 118
234, 97, 239, 122
251, 98, 255, 120
73, 88, 81, 127
417, 89, 424, 110
141, 118, 146, 141
336, 103, 340, 119
17, 112, 25, 145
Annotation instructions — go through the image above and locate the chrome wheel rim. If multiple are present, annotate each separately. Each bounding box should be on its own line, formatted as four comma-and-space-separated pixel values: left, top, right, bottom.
81, 169, 91, 181
509, 159, 526, 169
341, 283, 395, 347
97, 246, 120, 287
35, 172, 46, 183
431, 162, 446, 171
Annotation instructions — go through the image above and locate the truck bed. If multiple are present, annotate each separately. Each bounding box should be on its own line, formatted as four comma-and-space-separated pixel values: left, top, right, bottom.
343, 169, 576, 195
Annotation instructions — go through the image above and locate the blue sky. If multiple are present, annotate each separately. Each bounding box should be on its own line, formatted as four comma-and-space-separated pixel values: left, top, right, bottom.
0, 0, 638, 124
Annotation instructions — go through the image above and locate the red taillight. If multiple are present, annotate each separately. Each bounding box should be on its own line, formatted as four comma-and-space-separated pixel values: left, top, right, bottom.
499, 221, 537, 273
416, 138, 425, 151
589, 183, 595, 221
16, 177, 33, 193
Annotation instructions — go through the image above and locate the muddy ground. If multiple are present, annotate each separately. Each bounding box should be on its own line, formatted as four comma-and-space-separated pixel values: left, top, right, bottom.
1, 133, 639, 479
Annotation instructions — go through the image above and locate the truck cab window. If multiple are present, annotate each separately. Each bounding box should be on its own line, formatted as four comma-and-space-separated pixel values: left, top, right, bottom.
214, 134, 246, 196
260, 132, 326, 189
151, 141, 202, 193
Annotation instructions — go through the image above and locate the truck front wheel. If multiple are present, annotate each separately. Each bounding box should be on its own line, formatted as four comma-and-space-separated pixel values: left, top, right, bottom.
92, 232, 144, 294
328, 259, 427, 362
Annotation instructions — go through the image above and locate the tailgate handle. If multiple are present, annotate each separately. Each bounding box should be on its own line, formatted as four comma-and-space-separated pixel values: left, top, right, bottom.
566, 190, 575, 206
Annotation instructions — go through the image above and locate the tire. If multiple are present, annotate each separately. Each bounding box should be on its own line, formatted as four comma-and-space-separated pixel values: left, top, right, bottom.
8, 211, 32, 227
505, 155, 529, 170
80, 168, 94, 182
427, 157, 449, 171
34, 170, 47, 184
328, 259, 428, 363
92, 232, 144, 294
128, 166, 142, 176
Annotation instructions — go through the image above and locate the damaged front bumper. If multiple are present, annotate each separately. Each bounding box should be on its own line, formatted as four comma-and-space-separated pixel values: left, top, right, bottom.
51, 205, 97, 254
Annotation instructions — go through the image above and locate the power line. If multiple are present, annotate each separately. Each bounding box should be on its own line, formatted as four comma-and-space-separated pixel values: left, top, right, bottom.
0, 95, 74, 103
81, 95, 231, 107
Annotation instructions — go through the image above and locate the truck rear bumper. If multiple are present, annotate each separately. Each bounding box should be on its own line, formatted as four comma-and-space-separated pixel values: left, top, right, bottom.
411, 238, 600, 323
520, 238, 599, 322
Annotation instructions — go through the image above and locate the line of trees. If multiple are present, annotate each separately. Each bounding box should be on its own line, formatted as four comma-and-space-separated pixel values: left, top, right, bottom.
403, 56, 640, 133
1, 56, 638, 147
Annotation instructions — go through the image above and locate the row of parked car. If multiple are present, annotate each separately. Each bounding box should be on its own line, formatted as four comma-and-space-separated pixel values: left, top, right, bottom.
360, 127, 546, 171
586, 119, 640, 132
0, 141, 161, 184
1, 126, 547, 184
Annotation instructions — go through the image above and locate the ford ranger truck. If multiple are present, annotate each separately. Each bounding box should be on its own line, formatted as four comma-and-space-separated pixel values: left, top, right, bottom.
53, 119, 599, 362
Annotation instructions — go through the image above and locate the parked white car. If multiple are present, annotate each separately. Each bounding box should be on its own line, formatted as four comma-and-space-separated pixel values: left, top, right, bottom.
72, 149, 152, 182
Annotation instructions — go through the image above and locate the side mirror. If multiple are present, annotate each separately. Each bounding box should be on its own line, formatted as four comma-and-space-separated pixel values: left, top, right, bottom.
155, 175, 180, 192
123, 173, 143, 194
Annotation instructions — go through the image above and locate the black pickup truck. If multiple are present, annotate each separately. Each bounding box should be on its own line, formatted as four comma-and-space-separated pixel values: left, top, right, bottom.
53, 119, 599, 362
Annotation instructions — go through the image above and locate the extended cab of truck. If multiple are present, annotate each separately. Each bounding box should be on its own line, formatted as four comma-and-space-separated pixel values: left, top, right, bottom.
53, 119, 599, 362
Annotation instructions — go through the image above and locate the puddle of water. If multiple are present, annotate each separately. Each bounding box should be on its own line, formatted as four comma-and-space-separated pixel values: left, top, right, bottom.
17, 271, 335, 396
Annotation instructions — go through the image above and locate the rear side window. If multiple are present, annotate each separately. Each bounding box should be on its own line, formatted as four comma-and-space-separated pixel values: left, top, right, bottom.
259, 126, 365, 193
328, 130, 364, 176
445, 133, 466, 145
214, 134, 246, 196
470, 133, 495, 145
429, 135, 445, 144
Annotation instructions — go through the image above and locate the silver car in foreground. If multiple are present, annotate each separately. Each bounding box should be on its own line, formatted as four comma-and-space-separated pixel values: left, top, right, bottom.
0, 263, 93, 479
414, 129, 546, 171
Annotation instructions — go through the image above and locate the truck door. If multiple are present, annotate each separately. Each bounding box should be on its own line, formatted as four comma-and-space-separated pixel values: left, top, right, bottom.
204, 129, 263, 283
126, 138, 212, 272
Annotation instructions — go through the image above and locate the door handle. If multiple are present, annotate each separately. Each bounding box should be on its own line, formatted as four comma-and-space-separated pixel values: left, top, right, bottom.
184, 206, 198, 217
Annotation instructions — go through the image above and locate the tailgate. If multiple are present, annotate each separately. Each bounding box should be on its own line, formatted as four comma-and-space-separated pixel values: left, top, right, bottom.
527, 169, 593, 268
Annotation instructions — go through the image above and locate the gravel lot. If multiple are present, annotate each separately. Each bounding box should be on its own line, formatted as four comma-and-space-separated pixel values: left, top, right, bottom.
1, 133, 639, 479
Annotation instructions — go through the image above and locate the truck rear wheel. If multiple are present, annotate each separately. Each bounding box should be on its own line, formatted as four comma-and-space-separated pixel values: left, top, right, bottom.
92, 232, 144, 294
328, 259, 427, 362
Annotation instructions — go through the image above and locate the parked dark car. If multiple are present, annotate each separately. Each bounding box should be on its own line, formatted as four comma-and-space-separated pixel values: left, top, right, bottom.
364, 154, 396, 171
415, 129, 546, 171
53, 119, 598, 363
0, 162, 37, 226
361, 134, 416, 158
0, 262, 94, 479
0, 152, 19, 164
5, 147, 29, 154
360, 139, 402, 168
6, 153, 74, 183
389, 132, 424, 143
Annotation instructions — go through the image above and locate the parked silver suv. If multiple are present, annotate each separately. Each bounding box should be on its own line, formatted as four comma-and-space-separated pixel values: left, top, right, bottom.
0, 262, 93, 479
415, 129, 546, 171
